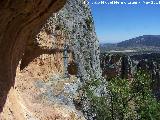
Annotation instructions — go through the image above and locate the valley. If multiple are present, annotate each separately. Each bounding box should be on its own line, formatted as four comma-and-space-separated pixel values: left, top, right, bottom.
100, 36, 160, 99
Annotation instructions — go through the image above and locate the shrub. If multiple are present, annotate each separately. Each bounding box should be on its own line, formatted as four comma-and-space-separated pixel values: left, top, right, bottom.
83, 71, 160, 120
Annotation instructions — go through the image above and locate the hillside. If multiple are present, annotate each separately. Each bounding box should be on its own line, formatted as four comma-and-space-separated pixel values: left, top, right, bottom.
117, 35, 160, 47
100, 35, 160, 53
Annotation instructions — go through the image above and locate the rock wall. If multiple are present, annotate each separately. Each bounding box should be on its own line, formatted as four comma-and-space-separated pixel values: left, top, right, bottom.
20, 0, 101, 81
55, 0, 102, 80
0, 0, 102, 119
100, 53, 133, 79
0, 0, 66, 116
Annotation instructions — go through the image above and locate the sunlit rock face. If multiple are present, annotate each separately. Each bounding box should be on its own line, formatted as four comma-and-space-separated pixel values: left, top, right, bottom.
1, 0, 101, 119
20, 0, 101, 81
55, 0, 102, 80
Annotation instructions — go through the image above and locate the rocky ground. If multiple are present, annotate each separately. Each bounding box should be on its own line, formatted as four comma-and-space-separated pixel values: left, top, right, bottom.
1, 61, 84, 120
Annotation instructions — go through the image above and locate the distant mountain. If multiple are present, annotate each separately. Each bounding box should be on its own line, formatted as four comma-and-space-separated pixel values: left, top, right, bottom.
100, 43, 116, 49
117, 35, 160, 47
100, 43, 118, 53
100, 35, 160, 53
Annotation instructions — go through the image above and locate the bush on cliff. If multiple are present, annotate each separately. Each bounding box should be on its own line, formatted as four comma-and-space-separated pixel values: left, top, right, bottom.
83, 71, 160, 120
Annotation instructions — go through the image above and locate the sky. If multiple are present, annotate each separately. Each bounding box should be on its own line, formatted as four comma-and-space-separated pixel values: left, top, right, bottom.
89, 0, 160, 43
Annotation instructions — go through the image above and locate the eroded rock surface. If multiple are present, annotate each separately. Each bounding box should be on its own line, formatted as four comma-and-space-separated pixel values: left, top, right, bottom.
100, 53, 133, 79
0, 0, 66, 118
0, 0, 101, 119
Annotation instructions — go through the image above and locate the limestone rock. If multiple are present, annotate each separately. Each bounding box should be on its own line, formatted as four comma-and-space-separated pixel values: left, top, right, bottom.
0, 0, 102, 119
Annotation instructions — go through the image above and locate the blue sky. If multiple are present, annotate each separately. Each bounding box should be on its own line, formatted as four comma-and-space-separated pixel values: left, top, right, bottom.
89, 0, 160, 43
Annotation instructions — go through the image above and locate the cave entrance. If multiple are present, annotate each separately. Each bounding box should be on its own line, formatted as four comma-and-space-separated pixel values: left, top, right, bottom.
68, 61, 78, 76
0, 0, 67, 114
63, 42, 78, 78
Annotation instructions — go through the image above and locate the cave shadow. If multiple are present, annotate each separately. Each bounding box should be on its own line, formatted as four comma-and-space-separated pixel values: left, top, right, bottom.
20, 45, 71, 70
0, 82, 12, 113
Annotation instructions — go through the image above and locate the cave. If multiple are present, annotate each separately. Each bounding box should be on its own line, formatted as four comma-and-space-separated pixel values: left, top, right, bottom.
0, 0, 66, 113
68, 61, 78, 75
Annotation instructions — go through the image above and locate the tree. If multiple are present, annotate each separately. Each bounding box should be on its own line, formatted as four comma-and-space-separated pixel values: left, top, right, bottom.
82, 71, 160, 120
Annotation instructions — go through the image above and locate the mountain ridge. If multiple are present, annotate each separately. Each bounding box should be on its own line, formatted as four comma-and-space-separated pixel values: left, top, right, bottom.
117, 35, 160, 47
100, 35, 160, 53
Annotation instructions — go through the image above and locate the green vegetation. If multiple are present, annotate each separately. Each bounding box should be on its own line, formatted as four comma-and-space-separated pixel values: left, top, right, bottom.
83, 71, 160, 120
85, 17, 93, 31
